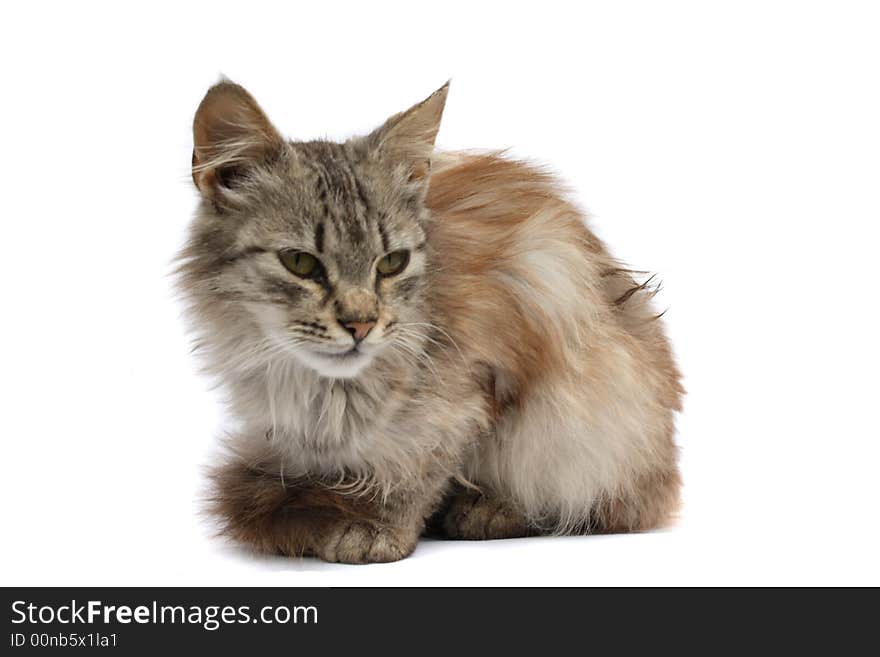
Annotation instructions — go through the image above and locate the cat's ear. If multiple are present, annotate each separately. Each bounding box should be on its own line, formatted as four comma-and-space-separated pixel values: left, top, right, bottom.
369, 81, 449, 185
191, 80, 283, 201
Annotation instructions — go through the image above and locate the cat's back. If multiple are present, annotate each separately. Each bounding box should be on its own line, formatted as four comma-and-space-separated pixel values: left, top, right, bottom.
425, 153, 616, 387
424, 151, 681, 408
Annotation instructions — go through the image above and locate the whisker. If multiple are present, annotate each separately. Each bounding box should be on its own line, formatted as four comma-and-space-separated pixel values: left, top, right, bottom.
390, 334, 444, 385
397, 321, 470, 372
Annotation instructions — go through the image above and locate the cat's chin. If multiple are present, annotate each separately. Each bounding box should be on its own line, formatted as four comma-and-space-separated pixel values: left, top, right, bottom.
293, 347, 375, 380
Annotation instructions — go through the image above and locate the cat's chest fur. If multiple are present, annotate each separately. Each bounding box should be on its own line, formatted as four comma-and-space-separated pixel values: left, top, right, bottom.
236, 358, 411, 473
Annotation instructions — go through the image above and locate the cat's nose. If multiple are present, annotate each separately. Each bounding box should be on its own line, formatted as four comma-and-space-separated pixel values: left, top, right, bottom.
341, 320, 376, 342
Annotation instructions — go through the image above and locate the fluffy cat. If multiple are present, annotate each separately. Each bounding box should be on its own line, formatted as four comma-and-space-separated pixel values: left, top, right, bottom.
177, 80, 683, 563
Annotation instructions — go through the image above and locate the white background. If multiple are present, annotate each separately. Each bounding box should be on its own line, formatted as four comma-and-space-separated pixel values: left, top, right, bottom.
1, 1, 878, 586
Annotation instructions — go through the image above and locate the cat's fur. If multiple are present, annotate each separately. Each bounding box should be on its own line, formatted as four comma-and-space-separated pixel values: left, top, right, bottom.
177, 80, 683, 563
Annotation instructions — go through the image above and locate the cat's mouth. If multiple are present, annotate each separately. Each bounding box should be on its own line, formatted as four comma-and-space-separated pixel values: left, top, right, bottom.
324, 345, 361, 359
294, 343, 376, 379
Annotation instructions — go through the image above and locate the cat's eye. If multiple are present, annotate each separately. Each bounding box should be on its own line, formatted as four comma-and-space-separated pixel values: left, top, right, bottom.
376, 250, 410, 277
279, 250, 322, 278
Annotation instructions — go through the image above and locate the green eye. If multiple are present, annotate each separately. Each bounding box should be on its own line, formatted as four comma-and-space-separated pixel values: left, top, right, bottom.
279, 250, 321, 278
376, 250, 410, 276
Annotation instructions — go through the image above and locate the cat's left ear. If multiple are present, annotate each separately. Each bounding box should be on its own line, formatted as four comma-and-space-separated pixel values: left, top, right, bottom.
369, 81, 449, 186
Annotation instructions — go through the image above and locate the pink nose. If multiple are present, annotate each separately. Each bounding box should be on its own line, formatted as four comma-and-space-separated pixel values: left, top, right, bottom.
342, 320, 376, 341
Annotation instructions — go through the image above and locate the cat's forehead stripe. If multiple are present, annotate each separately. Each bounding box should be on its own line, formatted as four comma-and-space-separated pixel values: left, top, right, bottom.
314, 221, 325, 253
377, 215, 390, 253
297, 141, 374, 247
294, 141, 401, 263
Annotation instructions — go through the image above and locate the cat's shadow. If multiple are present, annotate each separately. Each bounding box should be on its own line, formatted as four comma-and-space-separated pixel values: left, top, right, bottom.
211, 530, 654, 572
213, 536, 456, 572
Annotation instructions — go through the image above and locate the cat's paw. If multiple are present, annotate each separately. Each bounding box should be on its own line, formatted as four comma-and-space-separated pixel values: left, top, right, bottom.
443, 490, 531, 540
312, 521, 417, 564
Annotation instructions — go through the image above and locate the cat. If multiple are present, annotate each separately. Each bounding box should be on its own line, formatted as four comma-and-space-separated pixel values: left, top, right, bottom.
177, 79, 684, 563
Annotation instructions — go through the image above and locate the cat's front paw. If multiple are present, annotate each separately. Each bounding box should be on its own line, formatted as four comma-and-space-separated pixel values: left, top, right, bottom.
443, 490, 531, 540
311, 521, 417, 564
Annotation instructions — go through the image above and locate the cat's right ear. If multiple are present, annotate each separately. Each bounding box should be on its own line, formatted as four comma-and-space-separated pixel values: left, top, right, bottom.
191, 80, 283, 203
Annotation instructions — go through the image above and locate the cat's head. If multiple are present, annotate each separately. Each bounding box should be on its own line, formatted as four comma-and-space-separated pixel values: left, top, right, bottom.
182, 80, 448, 379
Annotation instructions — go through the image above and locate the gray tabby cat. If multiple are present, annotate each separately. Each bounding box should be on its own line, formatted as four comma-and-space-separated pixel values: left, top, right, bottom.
177, 80, 683, 563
